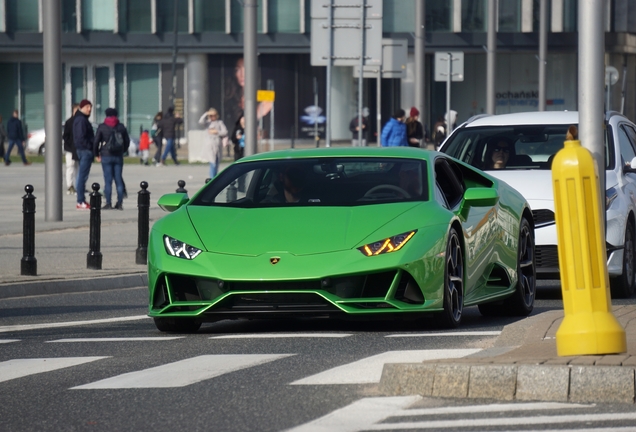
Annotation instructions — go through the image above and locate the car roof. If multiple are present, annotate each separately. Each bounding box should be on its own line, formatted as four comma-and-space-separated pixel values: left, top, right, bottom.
463, 111, 579, 127
238, 146, 439, 163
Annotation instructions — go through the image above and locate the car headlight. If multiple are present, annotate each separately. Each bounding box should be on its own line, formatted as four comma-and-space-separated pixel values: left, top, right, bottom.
606, 187, 618, 210
358, 230, 417, 256
163, 235, 202, 260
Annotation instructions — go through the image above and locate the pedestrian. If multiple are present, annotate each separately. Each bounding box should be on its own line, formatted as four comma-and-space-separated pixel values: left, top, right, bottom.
138, 129, 150, 165
0, 114, 6, 159
405, 107, 425, 148
230, 114, 245, 161
151, 111, 163, 165
380, 109, 408, 147
62, 103, 80, 194
349, 107, 369, 147
199, 108, 228, 178
73, 99, 95, 210
94, 108, 130, 210
4, 110, 30, 166
157, 107, 183, 166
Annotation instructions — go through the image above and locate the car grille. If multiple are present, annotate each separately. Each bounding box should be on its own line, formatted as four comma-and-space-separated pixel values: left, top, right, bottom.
535, 245, 559, 269
532, 209, 555, 228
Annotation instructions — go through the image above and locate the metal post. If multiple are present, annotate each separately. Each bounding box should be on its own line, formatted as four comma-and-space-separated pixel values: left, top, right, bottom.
357, 0, 365, 147
446, 53, 452, 136
136, 181, 150, 265
244, 0, 258, 156
267, 79, 275, 151
43, 0, 62, 221
538, 0, 547, 111
313, 77, 319, 147
170, 0, 179, 106
325, 0, 333, 147
176, 180, 188, 193
21, 185, 37, 276
376, 69, 381, 146
87, 183, 102, 270
414, 0, 426, 129
486, 0, 497, 114
578, 0, 606, 202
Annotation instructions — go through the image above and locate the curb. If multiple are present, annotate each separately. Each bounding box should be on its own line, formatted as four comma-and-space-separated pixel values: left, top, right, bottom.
0, 273, 148, 299
379, 362, 636, 404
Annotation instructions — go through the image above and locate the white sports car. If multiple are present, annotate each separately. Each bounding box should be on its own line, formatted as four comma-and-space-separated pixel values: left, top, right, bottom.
440, 111, 636, 298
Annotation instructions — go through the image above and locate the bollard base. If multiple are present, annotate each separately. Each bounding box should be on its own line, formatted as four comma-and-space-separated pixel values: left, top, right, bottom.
136, 248, 147, 265
556, 311, 627, 356
87, 252, 103, 270
20, 257, 37, 276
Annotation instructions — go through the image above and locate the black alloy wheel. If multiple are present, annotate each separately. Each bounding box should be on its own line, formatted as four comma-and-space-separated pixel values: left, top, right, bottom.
437, 227, 464, 328
611, 221, 636, 298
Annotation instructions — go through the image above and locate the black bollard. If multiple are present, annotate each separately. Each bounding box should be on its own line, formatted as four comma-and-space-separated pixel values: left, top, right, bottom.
21, 185, 37, 276
226, 180, 238, 202
136, 181, 150, 265
176, 180, 187, 193
87, 183, 103, 270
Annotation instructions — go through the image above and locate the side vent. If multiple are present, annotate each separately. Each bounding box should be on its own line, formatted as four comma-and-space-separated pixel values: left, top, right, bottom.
394, 272, 424, 304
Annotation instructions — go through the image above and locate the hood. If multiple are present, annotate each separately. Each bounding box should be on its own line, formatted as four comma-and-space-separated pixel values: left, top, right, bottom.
186, 203, 421, 256
486, 170, 554, 203
104, 116, 119, 128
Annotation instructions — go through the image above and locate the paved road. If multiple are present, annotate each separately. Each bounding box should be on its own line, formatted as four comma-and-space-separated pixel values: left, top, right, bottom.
2, 287, 635, 431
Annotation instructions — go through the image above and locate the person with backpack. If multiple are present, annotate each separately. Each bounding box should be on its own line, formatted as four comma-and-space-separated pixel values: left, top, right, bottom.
94, 108, 130, 210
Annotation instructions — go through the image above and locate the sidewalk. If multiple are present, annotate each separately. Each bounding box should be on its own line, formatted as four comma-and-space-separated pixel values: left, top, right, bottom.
2, 145, 636, 405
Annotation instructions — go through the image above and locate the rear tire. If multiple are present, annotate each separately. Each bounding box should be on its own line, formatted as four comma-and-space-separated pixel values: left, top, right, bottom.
436, 228, 464, 328
153, 317, 201, 333
610, 222, 636, 298
479, 217, 535, 316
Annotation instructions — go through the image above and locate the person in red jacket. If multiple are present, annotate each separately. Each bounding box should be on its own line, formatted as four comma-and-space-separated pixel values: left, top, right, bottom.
138, 130, 150, 165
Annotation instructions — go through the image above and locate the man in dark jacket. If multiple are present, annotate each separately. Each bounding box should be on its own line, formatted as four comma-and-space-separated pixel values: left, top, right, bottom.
63, 103, 79, 194
73, 99, 94, 209
157, 107, 183, 166
94, 108, 130, 210
4, 110, 30, 166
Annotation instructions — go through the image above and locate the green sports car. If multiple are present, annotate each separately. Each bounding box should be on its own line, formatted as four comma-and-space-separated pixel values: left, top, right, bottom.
148, 147, 535, 332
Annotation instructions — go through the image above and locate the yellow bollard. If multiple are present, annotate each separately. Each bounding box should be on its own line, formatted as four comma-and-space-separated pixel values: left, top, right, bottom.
552, 131, 626, 356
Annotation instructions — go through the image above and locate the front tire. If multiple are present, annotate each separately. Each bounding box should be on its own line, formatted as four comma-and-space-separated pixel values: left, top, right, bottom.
611, 221, 636, 298
437, 228, 464, 328
153, 317, 201, 333
39, 144, 45, 155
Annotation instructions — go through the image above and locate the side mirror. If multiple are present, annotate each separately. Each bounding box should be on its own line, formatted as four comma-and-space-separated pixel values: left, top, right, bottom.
626, 157, 636, 174
157, 193, 189, 212
463, 187, 499, 207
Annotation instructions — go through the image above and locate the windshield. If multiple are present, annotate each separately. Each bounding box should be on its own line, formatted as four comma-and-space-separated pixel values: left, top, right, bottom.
442, 124, 612, 171
191, 157, 429, 207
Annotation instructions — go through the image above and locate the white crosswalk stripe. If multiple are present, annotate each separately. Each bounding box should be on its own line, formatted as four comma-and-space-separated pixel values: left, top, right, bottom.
385, 331, 501, 338
47, 337, 185, 343
0, 357, 109, 383
286, 398, 621, 432
211, 333, 352, 339
0, 339, 19, 344
71, 354, 294, 389
290, 349, 481, 385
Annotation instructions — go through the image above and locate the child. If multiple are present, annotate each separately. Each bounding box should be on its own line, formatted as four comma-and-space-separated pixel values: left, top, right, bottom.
139, 130, 150, 165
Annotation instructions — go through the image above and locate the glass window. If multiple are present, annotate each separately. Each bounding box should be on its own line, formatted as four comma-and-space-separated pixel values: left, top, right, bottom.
6, 0, 39, 33
462, 0, 486, 32
0, 63, 19, 123
231, 0, 263, 33
95, 67, 110, 117
119, 0, 152, 33
563, 0, 577, 32
426, 0, 451, 32
498, 0, 520, 32
82, 0, 116, 31
127, 64, 159, 138
269, 0, 300, 33
532, 0, 551, 32
194, 0, 225, 32
20, 63, 45, 132
115, 64, 125, 122
618, 126, 636, 167
156, 0, 189, 33
62, 0, 77, 33
383, 0, 414, 32
70, 67, 86, 106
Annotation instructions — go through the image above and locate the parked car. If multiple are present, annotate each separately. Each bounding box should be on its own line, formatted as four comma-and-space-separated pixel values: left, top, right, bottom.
148, 147, 535, 332
439, 110, 636, 298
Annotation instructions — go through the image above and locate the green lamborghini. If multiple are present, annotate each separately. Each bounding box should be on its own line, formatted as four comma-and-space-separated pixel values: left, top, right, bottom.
148, 147, 535, 332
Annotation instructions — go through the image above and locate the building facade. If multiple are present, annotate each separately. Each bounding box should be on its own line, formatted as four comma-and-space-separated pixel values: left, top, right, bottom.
0, 0, 635, 143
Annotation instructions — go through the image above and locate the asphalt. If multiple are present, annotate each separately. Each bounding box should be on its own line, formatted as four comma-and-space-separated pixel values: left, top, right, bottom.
1, 143, 635, 405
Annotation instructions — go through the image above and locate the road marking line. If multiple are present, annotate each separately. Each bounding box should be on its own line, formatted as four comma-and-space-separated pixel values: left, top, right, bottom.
72, 354, 294, 389
210, 333, 352, 339
0, 357, 109, 383
285, 396, 421, 432
290, 349, 481, 385
0, 315, 149, 333
385, 331, 501, 338
364, 412, 636, 430
392, 402, 592, 416
47, 337, 185, 343
0, 339, 19, 344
